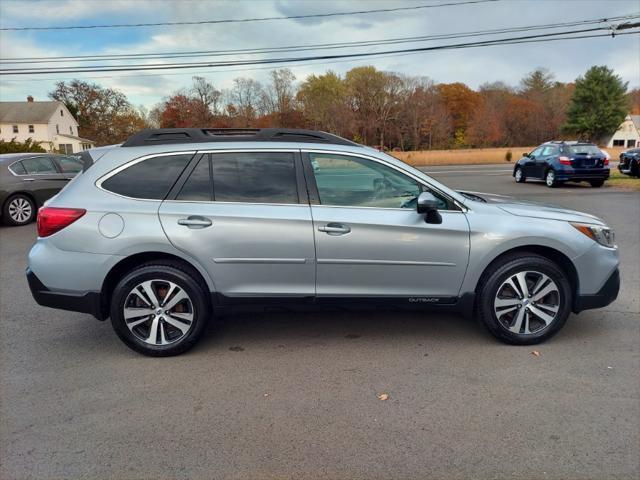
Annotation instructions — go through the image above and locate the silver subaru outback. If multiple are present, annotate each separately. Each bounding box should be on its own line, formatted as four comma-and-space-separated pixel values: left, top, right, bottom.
26, 128, 620, 356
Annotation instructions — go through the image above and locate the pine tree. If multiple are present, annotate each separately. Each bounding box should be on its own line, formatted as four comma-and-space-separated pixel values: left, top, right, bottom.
564, 66, 628, 142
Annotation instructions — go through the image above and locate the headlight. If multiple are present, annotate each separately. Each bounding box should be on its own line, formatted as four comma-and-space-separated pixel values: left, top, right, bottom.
571, 222, 615, 248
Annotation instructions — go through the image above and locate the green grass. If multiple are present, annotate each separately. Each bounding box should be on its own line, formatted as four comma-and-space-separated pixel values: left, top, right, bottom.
606, 170, 640, 191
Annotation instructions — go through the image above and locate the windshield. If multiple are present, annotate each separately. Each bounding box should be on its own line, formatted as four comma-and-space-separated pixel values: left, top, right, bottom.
567, 145, 602, 156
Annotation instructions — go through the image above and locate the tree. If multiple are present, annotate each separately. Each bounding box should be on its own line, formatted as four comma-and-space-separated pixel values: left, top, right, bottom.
0, 138, 46, 154
261, 69, 300, 127
628, 88, 640, 115
297, 71, 352, 135
227, 77, 263, 126
158, 94, 205, 128
436, 82, 481, 147
564, 66, 628, 142
49, 80, 148, 145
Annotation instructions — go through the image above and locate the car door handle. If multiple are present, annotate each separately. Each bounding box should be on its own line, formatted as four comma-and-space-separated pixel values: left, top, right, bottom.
22, 178, 35, 182
177, 216, 212, 229
318, 223, 351, 235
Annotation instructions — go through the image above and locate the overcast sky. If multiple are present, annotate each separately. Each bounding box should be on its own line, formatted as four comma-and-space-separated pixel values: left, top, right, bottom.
1, 0, 638, 109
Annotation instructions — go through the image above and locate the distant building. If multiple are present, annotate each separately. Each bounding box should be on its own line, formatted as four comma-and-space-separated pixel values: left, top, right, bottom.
0, 96, 95, 153
605, 114, 640, 148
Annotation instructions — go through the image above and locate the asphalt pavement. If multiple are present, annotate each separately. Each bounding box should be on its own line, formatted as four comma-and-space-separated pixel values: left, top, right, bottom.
1, 164, 638, 480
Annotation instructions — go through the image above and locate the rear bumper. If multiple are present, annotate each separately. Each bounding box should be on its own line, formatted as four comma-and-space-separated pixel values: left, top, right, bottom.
556, 169, 610, 181
26, 268, 106, 320
573, 268, 620, 313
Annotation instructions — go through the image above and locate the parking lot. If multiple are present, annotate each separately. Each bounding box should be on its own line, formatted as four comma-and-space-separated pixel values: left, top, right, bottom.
1, 165, 638, 480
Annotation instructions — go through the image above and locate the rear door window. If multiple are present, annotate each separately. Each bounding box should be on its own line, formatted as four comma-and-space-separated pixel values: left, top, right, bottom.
101, 154, 193, 200
177, 155, 212, 201
211, 152, 298, 204
9, 161, 27, 175
20, 156, 58, 174
56, 156, 83, 174
541, 146, 558, 156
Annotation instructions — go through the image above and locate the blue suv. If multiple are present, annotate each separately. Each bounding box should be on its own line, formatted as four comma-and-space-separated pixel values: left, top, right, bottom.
513, 141, 609, 188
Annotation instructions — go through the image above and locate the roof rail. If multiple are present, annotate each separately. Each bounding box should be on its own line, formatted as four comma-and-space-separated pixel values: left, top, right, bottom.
121, 128, 360, 147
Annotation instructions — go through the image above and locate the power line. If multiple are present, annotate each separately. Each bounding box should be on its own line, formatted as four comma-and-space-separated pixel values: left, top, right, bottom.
2, 13, 637, 65
0, 0, 499, 31
2, 26, 636, 76
1, 31, 636, 83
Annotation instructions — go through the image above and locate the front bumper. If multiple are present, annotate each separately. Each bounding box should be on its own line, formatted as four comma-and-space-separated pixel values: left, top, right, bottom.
573, 268, 620, 313
26, 268, 106, 320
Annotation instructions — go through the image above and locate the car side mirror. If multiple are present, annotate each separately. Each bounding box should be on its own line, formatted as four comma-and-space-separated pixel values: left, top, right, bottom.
523, 152, 529, 158
417, 192, 442, 224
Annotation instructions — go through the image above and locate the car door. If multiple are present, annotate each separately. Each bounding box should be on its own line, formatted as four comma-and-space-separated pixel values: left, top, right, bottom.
159, 150, 316, 301
524, 146, 544, 177
536, 145, 557, 177
17, 155, 65, 206
303, 151, 470, 299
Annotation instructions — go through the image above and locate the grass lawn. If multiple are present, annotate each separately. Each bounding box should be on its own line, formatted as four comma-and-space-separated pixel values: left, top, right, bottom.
606, 170, 640, 191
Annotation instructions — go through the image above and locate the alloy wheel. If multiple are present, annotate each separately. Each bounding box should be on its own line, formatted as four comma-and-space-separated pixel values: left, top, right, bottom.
123, 279, 194, 345
493, 271, 560, 335
515, 169, 523, 182
546, 170, 555, 187
8, 197, 32, 224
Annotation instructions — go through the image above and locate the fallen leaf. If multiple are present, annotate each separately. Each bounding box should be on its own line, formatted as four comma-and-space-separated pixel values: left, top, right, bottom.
531, 350, 540, 357
377, 393, 389, 401
263, 393, 270, 397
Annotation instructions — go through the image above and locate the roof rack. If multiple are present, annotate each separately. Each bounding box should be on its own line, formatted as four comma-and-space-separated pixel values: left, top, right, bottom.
121, 128, 360, 147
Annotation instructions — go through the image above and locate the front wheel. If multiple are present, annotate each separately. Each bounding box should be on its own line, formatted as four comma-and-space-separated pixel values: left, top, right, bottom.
477, 254, 572, 345
110, 261, 210, 356
590, 179, 605, 188
514, 167, 526, 183
545, 169, 557, 188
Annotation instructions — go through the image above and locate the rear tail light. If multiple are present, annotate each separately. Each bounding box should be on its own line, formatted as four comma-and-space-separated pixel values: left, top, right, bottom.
37, 207, 86, 237
604, 158, 610, 166
559, 156, 572, 165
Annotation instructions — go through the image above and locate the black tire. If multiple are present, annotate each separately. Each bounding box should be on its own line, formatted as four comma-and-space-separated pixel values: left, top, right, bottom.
514, 167, 526, 183
476, 253, 572, 345
631, 160, 639, 177
590, 179, 605, 188
2, 193, 36, 226
545, 169, 557, 188
110, 261, 210, 356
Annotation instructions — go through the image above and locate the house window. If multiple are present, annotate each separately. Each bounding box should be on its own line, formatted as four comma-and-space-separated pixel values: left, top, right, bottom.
56, 124, 59, 134
628, 140, 637, 148
28, 125, 34, 133
69, 126, 73, 134
12, 125, 18, 133
81, 143, 91, 150
613, 139, 624, 146
59, 144, 73, 154
60, 110, 63, 117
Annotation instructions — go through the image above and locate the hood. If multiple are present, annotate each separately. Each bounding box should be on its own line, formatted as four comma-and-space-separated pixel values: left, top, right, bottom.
459, 191, 605, 225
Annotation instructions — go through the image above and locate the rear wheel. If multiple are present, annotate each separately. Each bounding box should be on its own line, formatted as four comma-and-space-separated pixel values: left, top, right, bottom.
590, 179, 605, 188
110, 262, 210, 356
631, 160, 639, 177
3, 194, 35, 226
514, 167, 526, 183
545, 169, 557, 188
477, 254, 572, 345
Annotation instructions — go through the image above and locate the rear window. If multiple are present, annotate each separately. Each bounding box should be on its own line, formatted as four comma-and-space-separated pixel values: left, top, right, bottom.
211, 152, 298, 204
101, 154, 192, 200
567, 145, 602, 156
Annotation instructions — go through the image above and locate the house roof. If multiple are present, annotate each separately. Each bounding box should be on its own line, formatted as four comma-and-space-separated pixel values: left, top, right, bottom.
630, 115, 640, 130
0, 101, 71, 124
56, 133, 95, 144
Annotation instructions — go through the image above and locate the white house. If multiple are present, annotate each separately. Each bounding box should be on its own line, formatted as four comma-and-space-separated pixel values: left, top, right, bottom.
0, 96, 95, 153
605, 114, 640, 148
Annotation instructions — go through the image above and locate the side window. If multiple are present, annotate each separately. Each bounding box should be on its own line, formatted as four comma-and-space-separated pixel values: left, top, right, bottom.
9, 161, 27, 175
101, 154, 192, 200
530, 147, 544, 157
21, 156, 58, 174
57, 156, 83, 174
211, 152, 298, 204
177, 156, 212, 201
541, 146, 558, 156
310, 153, 437, 209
